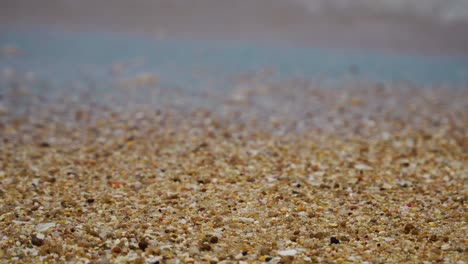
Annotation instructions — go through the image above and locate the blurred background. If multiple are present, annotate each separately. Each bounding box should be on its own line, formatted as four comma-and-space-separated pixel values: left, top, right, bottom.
1, 0, 468, 95
2, 0, 468, 54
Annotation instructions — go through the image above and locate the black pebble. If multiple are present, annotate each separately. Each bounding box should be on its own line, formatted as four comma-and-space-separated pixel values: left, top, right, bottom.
86, 198, 95, 204
330, 236, 340, 244
39, 142, 50, 148
31, 235, 44, 246
138, 238, 149, 251
209, 236, 219, 244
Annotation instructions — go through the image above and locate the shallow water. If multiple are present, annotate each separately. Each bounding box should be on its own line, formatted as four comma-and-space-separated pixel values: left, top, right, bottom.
1, 29, 468, 93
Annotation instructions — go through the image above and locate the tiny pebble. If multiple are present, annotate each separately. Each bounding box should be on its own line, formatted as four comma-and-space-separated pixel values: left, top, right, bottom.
209, 236, 219, 244
39, 142, 51, 148
277, 249, 297, 256
199, 242, 211, 251
330, 237, 340, 244
138, 238, 149, 251
238, 217, 255, 223
31, 235, 44, 246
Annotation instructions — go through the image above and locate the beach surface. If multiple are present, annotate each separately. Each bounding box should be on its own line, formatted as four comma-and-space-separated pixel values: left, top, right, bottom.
0, 78, 467, 263
0, 1, 467, 263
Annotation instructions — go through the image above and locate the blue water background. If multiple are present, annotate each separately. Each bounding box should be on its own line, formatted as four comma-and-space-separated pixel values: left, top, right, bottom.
1, 29, 468, 92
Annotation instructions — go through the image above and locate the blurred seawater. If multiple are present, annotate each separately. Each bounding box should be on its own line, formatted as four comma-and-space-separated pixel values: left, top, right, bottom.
1, 30, 468, 94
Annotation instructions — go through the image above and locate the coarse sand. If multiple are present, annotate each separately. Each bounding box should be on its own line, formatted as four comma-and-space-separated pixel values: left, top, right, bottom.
0, 70, 466, 263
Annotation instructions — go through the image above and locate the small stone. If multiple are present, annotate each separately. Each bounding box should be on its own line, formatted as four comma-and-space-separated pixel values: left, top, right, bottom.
441, 244, 450, 251
238, 217, 255, 223
188, 246, 200, 255
339, 236, 350, 242
209, 236, 219, 244
277, 249, 297, 256
199, 242, 211, 251
40, 142, 51, 148
234, 253, 244, 260
31, 235, 44, 246
404, 223, 417, 234
184, 258, 195, 263
138, 238, 149, 251
112, 247, 122, 254
330, 237, 340, 244
87, 198, 95, 204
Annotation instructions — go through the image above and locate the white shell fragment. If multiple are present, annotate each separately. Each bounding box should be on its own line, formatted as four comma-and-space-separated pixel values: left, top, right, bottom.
35, 222, 56, 232
277, 249, 298, 256
354, 163, 373, 170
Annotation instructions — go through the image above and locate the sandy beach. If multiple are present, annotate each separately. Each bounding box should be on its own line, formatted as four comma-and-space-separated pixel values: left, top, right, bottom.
0, 71, 467, 263
0, 1, 467, 263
